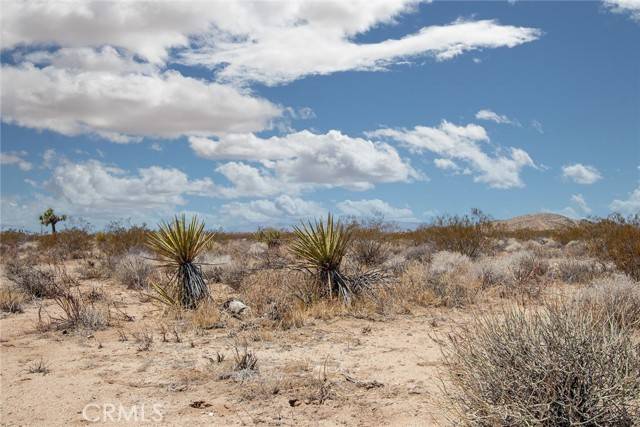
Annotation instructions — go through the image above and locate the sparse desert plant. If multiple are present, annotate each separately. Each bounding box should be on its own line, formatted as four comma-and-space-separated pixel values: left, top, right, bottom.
425, 254, 477, 308
443, 303, 640, 425
38, 227, 93, 260
403, 243, 434, 263
254, 227, 283, 248
233, 343, 259, 372
5, 260, 58, 298
506, 251, 549, 299
351, 238, 389, 268
0, 288, 25, 313
290, 214, 354, 303
113, 251, 154, 289
552, 258, 605, 283
147, 215, 215, 308
26, 358, 50, 375
52, 286, 109, 331
39, 208, 66, 234
574, 274, 640, 330
415, 209, 493, 258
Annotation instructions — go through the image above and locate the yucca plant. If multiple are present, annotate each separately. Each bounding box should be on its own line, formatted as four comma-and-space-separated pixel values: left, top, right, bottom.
146, 215, 215, 308
290, 214, 354, 303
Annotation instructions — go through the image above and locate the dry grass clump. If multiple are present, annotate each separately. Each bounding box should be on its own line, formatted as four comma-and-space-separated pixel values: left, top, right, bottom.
5, 260, 58, 298
402, 243, 434, 263
0, 288, 25, 313
444, 303, 640, 426
239, 269, 309, 329
574, 274, 640, 330
52, 287, 110, 331
113, 251, 154, 289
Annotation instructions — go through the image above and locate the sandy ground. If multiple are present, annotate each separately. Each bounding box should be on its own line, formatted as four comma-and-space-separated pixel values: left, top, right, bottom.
0, 272, 490, 427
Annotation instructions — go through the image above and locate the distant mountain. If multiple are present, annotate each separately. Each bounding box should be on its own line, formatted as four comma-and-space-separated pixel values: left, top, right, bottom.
496, 213, 576, 231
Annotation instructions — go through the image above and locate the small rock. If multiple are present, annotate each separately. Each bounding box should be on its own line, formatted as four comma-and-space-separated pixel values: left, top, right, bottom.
223, 299, 248, 315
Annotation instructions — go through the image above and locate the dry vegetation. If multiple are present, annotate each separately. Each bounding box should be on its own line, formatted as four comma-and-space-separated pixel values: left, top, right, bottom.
0, 211, 638, 425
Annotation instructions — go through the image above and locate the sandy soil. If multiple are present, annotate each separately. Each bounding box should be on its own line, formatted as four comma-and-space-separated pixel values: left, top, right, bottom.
0, 272, 489, 427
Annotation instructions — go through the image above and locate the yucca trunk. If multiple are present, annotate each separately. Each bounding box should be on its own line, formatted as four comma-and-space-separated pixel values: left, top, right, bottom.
319, 268, 353, 303
178, 263, 208, 308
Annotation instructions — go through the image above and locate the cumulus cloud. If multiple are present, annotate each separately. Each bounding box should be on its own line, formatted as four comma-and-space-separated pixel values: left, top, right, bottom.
369, 121, 536, 189
336, 199, 416, 221
45, 159, 216, 215
571, 193, 592, 214
475, 109, 517, 125
604, 0, 640, 22
0, 151, 32, 171
610, 186, 640, 214
219, 195, 324, 225
1, 1, 217, 63
562, 163, 603, 184
1, 61, 281, 142
190, 130, 419, 192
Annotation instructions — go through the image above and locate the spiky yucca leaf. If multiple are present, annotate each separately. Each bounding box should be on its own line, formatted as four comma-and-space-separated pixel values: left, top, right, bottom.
147, 215, 215, 268
146, 215, 214, 308
290, 214, 354, 301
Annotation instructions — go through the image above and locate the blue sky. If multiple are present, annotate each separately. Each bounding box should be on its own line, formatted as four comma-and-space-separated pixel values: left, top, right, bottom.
1, 0, 639, 231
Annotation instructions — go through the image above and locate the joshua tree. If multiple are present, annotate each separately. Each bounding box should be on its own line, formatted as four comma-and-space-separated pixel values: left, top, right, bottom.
39, 208, 66, 234
146, 215, 215, 309
290, 213, 354, 303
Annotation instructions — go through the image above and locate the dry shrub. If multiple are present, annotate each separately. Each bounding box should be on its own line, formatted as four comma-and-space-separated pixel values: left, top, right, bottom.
475, 251, 549, 299
0, 229, 32, 258
425, 253, 477, 308
574, 274, 640, 330
350, 238, 390, 268
202, 254, 251, 289
240, 269, 309, 329
0, 288, 25, 313
5, 260, 58, 298
190, 300, 223, 329
52, 286, 110, 331
413, 209, 493, 258
113, 251, 154, 289
38, 228, 93, 259
551, 258, 607, 284
402, 243, 434, 263
96, 220, 148, 259
444, 303, 640, 425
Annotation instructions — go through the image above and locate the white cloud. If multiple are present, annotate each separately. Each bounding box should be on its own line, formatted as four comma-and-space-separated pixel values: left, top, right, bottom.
1, 62, 281, 142
336, 199, 416, 221
219, 195, 324, 225
570, 193, 592, 214
604, 0, 640, 22
1, 1, 217, 64
185, 17, 541, 85
475, 109, 516, 125
369, 121, 536, 189
45, 159, 216, 215
190, 130, 419, 192
562, 163, 603, 184
0, 151, 32, 171
610, 186, 640, 214
433, 158, 460, 171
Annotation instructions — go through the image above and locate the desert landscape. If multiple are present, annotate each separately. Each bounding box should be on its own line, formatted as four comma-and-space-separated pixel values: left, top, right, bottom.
1, 211, 638, 425
2, 1, 639, 426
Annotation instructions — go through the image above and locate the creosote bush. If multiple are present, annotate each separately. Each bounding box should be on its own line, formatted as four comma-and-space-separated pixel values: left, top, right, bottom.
444, 303, 640, 426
